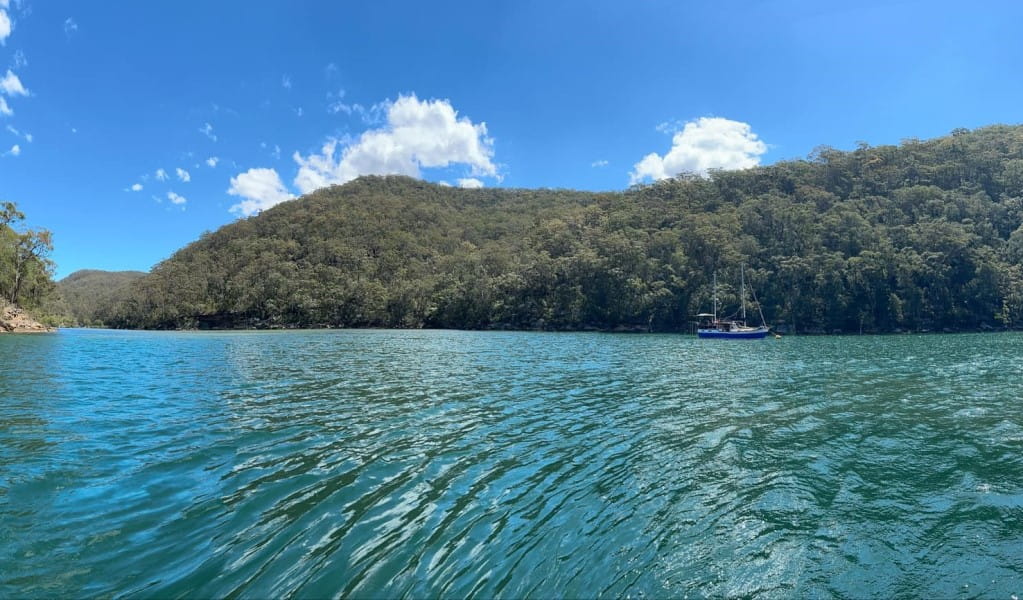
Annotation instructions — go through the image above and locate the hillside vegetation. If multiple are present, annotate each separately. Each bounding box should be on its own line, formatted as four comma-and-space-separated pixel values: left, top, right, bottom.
58, 270, 146, 327
112, 125, 1023, 333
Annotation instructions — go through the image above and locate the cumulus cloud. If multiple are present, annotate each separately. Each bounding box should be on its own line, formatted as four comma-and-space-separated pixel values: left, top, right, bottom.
206, 156, 219, 167
228, 167, 294, 216
176, 167, 190, 182
0, 69, 27, 96
457, 177, 483, 189
630, 117, 767, 183
4, 143, 18, 156
0, 97, 10, 116
591, 159, 608, 168
167, 191, 186, 205
155, 168, 168, 181
294, 94, 496, 193
199, 122, 216, 141
131, 183, 143, 192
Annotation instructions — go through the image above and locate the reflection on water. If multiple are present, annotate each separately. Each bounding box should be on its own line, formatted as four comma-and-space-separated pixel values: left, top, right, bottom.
2, 329, 1023, 597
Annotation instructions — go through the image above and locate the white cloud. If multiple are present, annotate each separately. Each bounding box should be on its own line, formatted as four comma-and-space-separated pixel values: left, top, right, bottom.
0, 9, 11, 45
282, 75, 291, 89
5, 143, 19, 156
130, 183, 143, 192
326, 88, 350, 114
655, 120, 684, 135
155, 168, 168, 181
0, 97, 10, 116
167, 191, 186, 205
328, 96, 387, 125
228, 167, 294, 216
330, 101, 363, 117
176, 167, 190, 182
4, 124, 29, 142
294, 94, 496, 193
591, 159, 609, 168
630, 117, 767, 183
206, 156, 219, 167
457, 177, 483, 189
199, 122, 216, 141
11, 49, 25, 68
0, 70, 27, 96
63, 17, 77, 37
294, 107, 303, 117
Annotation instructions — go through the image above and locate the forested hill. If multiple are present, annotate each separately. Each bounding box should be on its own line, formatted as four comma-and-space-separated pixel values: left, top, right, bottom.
113, 124, 1023, 333
58, 270, 146, 327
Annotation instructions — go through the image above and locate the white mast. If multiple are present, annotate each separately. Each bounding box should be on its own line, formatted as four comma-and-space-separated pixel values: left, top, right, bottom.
740, 264, 747, 323
713, 271, 718, 321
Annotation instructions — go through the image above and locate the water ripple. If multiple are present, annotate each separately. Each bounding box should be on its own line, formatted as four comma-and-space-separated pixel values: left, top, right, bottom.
2, 330, 1023, 597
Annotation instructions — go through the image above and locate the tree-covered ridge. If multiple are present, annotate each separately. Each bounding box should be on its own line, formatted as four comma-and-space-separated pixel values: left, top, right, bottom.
112, 124, 1023, 333
57, 270, 146, 327
0, 202, 55, 312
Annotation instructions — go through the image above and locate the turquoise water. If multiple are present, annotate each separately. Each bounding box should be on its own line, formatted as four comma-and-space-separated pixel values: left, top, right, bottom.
2, 329, 1023, 597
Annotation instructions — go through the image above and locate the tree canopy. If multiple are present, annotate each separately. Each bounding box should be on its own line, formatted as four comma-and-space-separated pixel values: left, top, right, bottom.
0, 202, 56, 313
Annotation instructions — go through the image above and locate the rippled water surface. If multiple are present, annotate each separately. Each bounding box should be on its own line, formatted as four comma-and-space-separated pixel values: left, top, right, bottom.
3, 329, 1023, 597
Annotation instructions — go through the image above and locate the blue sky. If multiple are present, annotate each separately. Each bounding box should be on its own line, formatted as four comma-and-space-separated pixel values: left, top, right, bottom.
2, 0, 1023, 278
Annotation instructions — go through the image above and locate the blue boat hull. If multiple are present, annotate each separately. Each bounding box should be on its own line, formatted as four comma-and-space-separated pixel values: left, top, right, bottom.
698, 328, 769, 339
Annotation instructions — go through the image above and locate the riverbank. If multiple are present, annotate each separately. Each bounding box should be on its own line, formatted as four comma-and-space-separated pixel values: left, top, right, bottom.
0, 301, 55, 333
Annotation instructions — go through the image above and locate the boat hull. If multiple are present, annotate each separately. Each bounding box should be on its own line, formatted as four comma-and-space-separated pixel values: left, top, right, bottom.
697, 328, 769, 339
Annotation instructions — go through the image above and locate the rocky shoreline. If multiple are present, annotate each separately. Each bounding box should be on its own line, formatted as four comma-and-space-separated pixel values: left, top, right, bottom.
0, 302, 55, 333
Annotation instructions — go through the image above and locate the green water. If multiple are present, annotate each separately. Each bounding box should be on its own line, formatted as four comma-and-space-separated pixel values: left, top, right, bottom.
2, 329, 1022, 597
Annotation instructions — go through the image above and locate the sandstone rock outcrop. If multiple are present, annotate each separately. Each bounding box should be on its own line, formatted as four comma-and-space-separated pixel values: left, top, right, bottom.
0, 301, 54, 333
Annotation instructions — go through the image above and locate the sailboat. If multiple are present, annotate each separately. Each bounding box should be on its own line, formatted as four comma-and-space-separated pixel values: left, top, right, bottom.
696, 266, 770, 339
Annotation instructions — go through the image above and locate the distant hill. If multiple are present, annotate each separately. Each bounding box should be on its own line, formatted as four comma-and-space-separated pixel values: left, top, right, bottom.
59, 270, 146, 327
112, 124, 1023, 333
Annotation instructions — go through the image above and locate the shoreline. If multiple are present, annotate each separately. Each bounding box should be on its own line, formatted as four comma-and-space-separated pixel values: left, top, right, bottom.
56, 324, 1021, 337
0, 302, 56, 334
